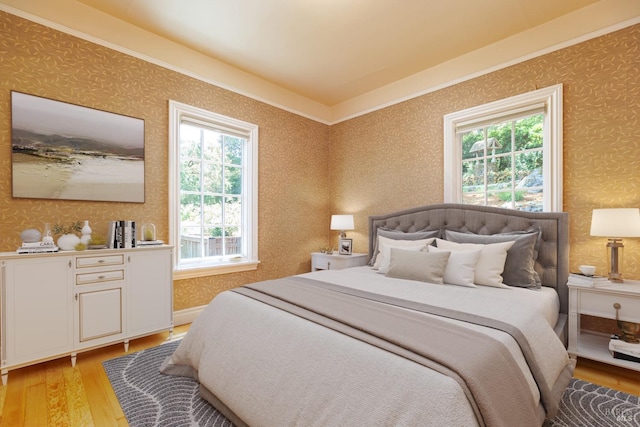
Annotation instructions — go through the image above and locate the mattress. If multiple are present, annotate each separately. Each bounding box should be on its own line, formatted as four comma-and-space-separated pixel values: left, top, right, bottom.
301, 266, 561, 328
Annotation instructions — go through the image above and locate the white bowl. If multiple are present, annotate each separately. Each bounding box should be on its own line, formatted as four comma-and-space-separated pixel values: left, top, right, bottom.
579, 265, 596, 276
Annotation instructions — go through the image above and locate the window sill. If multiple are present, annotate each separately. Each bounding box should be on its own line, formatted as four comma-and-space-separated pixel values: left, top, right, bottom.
173, 259, 260, 280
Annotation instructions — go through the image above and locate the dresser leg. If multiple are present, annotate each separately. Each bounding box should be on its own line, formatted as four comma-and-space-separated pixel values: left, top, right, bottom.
71, 352, 77, 367
124, 339, 130, 352
1, 369, 7, 386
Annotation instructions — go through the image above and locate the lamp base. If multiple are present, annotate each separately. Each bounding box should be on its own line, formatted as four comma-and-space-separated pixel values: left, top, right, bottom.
606, 239, 624, 283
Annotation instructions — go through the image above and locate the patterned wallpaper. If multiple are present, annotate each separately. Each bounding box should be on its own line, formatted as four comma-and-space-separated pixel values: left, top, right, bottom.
0, 11, 330, 310
331, 24, 640, 281
2, 10, 640, 314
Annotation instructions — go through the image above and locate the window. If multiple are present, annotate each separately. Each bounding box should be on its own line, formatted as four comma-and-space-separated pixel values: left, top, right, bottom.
169, 101, 259, 279
444, 84, 563, 212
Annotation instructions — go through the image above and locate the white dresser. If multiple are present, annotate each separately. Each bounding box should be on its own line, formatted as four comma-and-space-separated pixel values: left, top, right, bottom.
0, 245, 173, 384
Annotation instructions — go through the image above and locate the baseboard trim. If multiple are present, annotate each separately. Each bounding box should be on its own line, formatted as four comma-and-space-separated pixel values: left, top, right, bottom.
173, 305, 206, 326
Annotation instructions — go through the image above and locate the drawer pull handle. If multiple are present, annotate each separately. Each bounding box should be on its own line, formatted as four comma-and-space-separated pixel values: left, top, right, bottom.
98, 259, 106, 263
98, 275, 106, 279
613, 302, 640, 343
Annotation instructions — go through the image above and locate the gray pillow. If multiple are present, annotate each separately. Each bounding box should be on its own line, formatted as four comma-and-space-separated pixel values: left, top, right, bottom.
385, 248, 450, 285
444, 229, 541, 289
370, 228, 440, 266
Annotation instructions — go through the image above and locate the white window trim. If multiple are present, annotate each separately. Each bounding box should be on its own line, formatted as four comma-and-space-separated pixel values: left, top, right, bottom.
168, 100, 259, 279
443, 84, 563, 212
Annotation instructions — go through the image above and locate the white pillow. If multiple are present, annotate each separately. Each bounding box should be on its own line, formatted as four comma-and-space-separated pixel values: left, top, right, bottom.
372, 236, 434, 270
435, 238, 514, 288
377, 242, 427, 274
429, 246, 481, 288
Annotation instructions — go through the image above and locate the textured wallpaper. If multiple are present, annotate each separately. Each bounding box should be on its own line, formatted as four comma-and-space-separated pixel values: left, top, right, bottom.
0, 11, 330, 310
2, 10, 640, 313
331, 24, 640, 280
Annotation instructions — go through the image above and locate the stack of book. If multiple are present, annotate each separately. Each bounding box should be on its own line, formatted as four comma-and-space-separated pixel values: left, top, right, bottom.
17, 241, 59, 254
568, 272, 610, 287
609, 335, 640, 363
107, 220, 137, 249
136, 239, 164, 246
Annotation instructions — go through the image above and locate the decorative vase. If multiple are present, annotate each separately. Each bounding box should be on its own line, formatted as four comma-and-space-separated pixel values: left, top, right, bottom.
57, 234, 81, 251
80, 220, 92, 245
20, 228, 42, 243
42, 223, 54, 245
141, 223, 156, 241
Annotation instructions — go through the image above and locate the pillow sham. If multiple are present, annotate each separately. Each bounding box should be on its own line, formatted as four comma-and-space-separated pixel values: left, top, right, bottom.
444, 229, 541, 289
372, 236, 435, 271
428, 246, 481, 288
369, 228, 440, 266
385, 248, 450, 285
435, 238, 514, 288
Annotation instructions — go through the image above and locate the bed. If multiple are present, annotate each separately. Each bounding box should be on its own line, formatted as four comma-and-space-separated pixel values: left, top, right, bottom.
161, 203, 574, 426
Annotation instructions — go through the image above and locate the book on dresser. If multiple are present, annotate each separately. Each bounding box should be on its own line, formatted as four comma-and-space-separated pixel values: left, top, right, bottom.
16, 245, 59, 254
609, 335, 640, 363
568, 272, 610, 287
108, 220, 137, 248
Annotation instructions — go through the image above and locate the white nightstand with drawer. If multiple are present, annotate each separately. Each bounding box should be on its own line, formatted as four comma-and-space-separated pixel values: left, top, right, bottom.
568, 279, 640, 371
311, 252, 367, 271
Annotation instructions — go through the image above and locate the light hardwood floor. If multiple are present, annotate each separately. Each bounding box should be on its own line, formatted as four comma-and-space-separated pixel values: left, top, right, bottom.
0, 323, 638, 426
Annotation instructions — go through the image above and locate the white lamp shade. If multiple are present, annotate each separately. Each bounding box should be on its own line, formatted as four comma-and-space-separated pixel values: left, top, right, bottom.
330, 215, 354, 231
590, 208, 640, 237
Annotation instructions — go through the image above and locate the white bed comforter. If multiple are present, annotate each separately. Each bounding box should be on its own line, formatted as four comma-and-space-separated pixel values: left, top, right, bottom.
161, 267, 573, 427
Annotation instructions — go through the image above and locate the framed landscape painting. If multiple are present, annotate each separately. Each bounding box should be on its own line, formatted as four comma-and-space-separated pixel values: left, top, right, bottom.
11, 91, 145, 203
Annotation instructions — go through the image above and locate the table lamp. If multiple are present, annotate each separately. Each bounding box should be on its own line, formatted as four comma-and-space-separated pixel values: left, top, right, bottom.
590, 208, 640, 282
330, 214, 354, 248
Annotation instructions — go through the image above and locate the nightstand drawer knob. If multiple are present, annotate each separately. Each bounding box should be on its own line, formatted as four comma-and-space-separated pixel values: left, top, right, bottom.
614, 303, 621, 310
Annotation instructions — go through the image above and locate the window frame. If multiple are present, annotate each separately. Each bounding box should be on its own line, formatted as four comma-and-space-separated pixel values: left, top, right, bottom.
443, 84, 563, 212
168, 100, 259, 279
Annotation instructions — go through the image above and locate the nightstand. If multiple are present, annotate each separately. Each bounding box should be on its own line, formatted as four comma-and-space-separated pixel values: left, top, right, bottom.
568, 279, 640, 371
311, 252, 367, 271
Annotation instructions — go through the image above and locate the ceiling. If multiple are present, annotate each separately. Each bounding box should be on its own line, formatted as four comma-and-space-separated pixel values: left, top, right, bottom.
73, 0, 602, 107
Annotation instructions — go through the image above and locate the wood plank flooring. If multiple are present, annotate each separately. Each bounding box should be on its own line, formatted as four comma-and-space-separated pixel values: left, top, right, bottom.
0, 323, 638, 426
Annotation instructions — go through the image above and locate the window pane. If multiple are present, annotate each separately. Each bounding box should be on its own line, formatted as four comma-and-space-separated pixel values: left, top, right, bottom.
180, 159, 201, 192
224, 165, 242, 195
514, 114, 543, 151
224, 136, 243, 165
462, 158, 485, 189
203, 130, 223, 162
224, 228, 241, 255
180, 223, 202, 259
462, 130, 485, 160
462, 192, 485, 205
224, 196, 242, 228
486, 124, 510, 156
203, 195, 223, 226
515, 151, 542, 182
203, 163, 223, 193
180, 124, 201, 158
487, 155, 512, 187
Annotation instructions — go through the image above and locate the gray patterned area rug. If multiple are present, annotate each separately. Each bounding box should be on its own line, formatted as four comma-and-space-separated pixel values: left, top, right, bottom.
104, 341, 639, 427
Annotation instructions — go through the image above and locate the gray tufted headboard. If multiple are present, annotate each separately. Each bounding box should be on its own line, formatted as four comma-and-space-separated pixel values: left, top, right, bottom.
368, 203, 570, 314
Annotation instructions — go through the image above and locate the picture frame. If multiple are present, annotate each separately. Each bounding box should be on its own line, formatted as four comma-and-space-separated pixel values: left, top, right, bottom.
11, 91, 145, 203
339, 238, 353, 255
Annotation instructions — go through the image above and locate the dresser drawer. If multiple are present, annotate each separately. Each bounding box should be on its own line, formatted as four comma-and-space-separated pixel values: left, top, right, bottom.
76, 254, 124, 269
579, 290, 640, 323
76, 269, 124, 286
